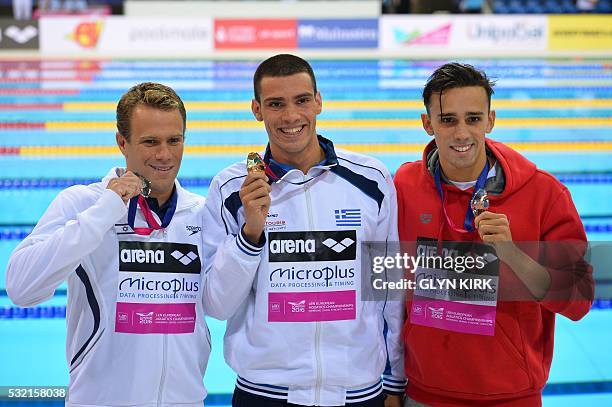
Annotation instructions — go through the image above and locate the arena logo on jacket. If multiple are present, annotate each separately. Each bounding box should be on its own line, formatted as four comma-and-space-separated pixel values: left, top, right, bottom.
267, 230, 357, 323
115, 241, 201, 334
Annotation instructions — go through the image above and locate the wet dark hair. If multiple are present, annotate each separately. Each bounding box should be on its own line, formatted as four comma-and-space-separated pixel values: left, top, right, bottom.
422, 63, 495, 114
253, 54, 317, 102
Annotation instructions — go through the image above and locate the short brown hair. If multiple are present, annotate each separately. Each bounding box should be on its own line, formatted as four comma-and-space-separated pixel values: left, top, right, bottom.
116, 82, 186, 140
253, 54, 317, 102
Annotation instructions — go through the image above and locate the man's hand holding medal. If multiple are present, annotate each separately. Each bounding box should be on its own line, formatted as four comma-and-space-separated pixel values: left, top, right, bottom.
239, 152, 271, 243
107, 170, 152, 203
472, 189, 512, 243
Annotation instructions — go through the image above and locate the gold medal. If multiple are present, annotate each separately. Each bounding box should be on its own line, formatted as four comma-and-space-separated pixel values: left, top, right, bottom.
247, 152, 265, 174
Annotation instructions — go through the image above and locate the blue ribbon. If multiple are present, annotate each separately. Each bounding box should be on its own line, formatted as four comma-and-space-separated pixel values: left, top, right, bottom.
127, 192, 178, 233
434, 160, 489, 233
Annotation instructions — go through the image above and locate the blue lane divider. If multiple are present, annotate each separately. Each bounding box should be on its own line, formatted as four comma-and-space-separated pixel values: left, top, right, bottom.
592, 299, 612, 309
584, 224, 612, 233
1, 89, 611, 104
4, 110, 612, 122
557, 174, 612, 184
203, 394, 233, 405
0, 227, 33, 240
0, 228, 32, 240
0, 178, 213, 189
543, 380, 612, 395
0, 305, 66, 319
0, 289, 67, 297
0, 173, 611, 190
1, 300, 610, 319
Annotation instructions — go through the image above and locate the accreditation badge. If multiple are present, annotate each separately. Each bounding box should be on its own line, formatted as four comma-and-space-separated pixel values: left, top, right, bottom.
114, 241, 201, 334
409, 238, 500, 336
266, 230, 358, 323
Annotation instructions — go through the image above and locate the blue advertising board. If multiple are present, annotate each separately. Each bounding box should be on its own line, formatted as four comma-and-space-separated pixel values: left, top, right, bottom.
297, 19, 378, 49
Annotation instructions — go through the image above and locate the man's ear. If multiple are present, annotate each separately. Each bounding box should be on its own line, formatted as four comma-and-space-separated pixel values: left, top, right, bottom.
315, 91, 322, 115
421, 113, 434, 136
251, 99, 263, 121
486, 110, 496, 133
116, 132, 128, 157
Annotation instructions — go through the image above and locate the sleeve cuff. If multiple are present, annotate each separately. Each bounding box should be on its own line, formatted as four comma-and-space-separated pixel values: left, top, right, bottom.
236, 225, 266, 257
92, 188, 129, 232
382, 375, 407, 396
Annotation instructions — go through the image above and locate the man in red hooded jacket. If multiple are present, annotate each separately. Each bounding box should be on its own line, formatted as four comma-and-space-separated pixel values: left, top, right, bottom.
393, 63, 593, 406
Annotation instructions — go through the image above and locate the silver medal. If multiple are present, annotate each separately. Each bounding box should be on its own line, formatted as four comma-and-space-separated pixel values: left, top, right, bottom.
134, 172, 152, 198
470, 188, 489, 217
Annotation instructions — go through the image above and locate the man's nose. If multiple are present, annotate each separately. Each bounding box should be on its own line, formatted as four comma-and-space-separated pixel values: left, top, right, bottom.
155, 143, 172, 160
281, 104, 301, 123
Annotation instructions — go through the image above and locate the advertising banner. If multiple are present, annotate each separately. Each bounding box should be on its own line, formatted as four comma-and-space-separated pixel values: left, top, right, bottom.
0, 19, 39, 50
379, 15, 455, 51
379, 15, 547, 54
460, 16, 547, 51
40, 17, 213, 56
214, 19, 297, 50
548, 15, 612, 51
297, 19, 378, 49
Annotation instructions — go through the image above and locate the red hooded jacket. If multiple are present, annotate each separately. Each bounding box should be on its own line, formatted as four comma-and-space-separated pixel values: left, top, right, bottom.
394, 138, 593, 406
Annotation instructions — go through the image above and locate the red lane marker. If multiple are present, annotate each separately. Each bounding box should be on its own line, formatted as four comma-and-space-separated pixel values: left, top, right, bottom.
0, 61, 42, 69
0, 147, 20, 155
0, 60, 104, 67
0, 89, 79, 95
0, 122, 45, 129
0, 103, 63, 110
0, 76, 95, 82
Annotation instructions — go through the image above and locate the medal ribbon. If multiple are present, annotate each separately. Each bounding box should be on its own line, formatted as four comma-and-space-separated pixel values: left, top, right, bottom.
434, 160, 489, 234
127, 192, 177, 236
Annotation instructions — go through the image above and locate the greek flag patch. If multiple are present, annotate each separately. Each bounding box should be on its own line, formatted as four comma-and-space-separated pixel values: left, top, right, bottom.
335, 209, 361, 227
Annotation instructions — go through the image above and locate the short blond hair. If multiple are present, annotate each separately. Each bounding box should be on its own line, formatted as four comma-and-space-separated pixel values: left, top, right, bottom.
116, 82, 186, 140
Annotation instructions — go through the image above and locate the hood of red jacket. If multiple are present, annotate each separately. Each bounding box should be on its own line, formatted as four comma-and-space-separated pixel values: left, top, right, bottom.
421, 138, 537, 198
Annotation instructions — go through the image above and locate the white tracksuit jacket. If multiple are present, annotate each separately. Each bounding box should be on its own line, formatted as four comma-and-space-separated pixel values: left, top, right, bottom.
201, 137, 407, 406
6, 168, 239, 407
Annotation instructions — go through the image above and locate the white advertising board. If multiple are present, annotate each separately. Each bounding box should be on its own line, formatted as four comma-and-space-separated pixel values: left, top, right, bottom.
380, 15, 547, 56
40, 17, 214, 57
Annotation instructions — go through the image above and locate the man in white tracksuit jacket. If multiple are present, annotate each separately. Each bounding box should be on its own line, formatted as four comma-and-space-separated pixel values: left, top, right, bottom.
6, 82, 233, 406
202, 54, 406, 407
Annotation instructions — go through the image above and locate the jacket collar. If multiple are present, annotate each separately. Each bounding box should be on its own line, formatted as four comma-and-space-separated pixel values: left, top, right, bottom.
262, 135, 339, 183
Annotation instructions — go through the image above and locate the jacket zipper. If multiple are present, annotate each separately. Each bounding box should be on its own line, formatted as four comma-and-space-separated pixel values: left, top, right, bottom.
304, 179, 323, 404
157, 334, 168, 405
